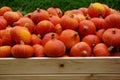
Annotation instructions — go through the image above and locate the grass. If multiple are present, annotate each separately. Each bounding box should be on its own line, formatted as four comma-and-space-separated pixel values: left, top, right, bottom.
0, 0, 119, 14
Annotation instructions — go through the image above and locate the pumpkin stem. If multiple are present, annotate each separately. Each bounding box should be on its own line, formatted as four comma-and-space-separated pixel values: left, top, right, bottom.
37, 34, 41, 38
108, 46, 114, 52
37, 8, 40, 12
74, 32, 78, 37
83, 26, 88, 31
82, 50, 87, 56
92, 43, 96, 47
98, 14, 103, 18
24, 23, 30, 27
27, 14, 31, 18
112, 29, 116, 34
20, 40, 25, 45
51, 33, 55, 39
70, 14, 74, 18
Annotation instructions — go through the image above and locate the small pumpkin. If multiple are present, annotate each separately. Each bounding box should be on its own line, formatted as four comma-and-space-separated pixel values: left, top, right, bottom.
31, 34, 42, 45
33, 44, 44, 57
0, 46, 11, 57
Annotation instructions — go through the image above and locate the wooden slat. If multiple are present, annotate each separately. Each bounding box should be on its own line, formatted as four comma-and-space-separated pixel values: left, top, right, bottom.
0, 74, 120, 80
0, 57, 120, 74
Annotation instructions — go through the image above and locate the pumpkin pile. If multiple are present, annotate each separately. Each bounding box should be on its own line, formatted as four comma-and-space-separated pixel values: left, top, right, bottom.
0, 2, 120, 58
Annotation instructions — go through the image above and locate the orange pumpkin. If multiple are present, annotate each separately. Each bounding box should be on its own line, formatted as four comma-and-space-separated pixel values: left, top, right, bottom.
70, 42, 92, 57
59, 29, 80, 49
102, 28, 120, 47
33, 44, 44, 57
0, 6, 12, 16
0, 16, 8, 30
44, 34, 66, 57
11, 41, 34, 58
93, 43, 110, 56
3, 11, 21, 25
34, 20, 55, 36
13, 17, 35, 33
0, 46, 11, 57
10, 26, 31, 44
31, 34, 42, 45
60, 15, 78, 30
31, 8, 49, 24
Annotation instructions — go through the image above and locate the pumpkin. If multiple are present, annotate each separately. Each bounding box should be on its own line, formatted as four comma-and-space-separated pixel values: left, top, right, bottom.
47, 7, 62, 17
88, 2, 105, 18
93, 43, 110, 56
3, 11, 21, 25
10, 26, 31, 44
2, 27, 13, 46
13, 17, 35, 33
0, 46, 11, 57
78, 20, 96, 37
34, 20, 55, 36
0, 16, 8, 30
79, 7, 88, 16
49, 15, 61, 26
0, 6, 12, 16
44, 34, 66, 57
105, 13, 120, 29
82, 35, 100, 49
33, 44, 44, 57
96, 29, 105, 41
54, 24, 63, 35
70, 42, 92, 57
31, 34, 42, 45
102, 28, 120, 47
59, 29, 80, 49
31, 8, 49, 24
11, 41, 34, 58
91, 17, 106, 29
42, 32, 59, 46
60, 15, 78, 30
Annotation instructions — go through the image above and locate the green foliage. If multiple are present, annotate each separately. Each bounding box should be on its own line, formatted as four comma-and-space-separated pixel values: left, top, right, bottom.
0, 0, 119, 15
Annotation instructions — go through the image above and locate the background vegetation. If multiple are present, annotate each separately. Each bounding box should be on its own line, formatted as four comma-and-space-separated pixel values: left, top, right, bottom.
0, 0, 120, 14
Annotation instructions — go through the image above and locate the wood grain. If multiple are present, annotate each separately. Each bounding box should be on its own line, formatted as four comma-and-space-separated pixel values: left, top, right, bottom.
0, 57, 120, 74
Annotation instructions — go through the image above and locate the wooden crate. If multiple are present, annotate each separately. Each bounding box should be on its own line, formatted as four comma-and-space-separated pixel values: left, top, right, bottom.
0, 57, 120, 80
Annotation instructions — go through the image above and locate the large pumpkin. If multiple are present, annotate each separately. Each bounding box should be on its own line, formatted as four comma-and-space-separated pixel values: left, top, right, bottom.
13, 17, 35, 33
88, 2, 105, 18
60, 15, 78, 30
102, 28, 120, 47
10, 26, 31, 44
78, 20, 96, 37
31, 8, 49, 24
44, 34, 66, 57
34, 20, 55, 36
59, 29, 80, 49
105, 13, 120, 29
